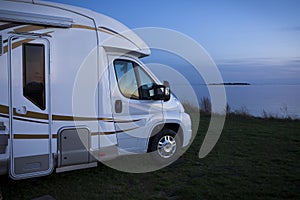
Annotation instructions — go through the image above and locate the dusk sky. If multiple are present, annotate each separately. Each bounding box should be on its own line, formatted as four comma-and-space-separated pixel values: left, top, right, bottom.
48, 0, 300, 85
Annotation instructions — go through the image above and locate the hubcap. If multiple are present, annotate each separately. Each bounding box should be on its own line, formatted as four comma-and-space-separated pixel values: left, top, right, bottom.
157, 135, 177, 159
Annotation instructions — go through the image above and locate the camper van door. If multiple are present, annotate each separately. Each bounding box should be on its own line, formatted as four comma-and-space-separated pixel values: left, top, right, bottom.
8, 35, 52, 179
108, 55, 164, 154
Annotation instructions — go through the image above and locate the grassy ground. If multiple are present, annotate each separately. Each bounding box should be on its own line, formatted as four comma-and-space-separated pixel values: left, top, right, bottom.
0, 115, 299, 200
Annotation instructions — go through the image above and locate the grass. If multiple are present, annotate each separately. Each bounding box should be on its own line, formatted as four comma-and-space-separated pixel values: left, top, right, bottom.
0, 115, 299, 200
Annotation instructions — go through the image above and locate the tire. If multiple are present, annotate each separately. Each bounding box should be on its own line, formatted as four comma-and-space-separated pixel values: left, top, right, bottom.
150, 128, 181, 165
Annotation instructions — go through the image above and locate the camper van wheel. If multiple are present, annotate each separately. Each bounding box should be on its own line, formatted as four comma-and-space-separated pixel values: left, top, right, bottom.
150, 129, 180, 164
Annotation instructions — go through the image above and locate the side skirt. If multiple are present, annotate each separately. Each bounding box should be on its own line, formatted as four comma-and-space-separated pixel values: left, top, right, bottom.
56, 162, 97, 173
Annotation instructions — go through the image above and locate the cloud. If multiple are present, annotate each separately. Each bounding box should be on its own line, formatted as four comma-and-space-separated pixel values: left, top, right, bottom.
216, 57, 300, 68
215, 57, 300, 85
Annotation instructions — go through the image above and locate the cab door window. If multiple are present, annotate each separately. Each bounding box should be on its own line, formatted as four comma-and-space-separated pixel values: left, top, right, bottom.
114, 60, 139, 99
114, 59, 155, 100
136, 66, 155, 100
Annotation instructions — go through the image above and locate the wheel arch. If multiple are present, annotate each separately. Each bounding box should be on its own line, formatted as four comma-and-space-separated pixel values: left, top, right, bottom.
147, 122, 183, 152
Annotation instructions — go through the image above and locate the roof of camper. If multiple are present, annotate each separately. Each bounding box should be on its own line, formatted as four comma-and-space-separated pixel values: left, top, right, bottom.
0, 0, 151, 56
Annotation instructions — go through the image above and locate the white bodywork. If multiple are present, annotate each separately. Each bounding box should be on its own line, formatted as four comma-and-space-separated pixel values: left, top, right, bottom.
0, 0, 192, 179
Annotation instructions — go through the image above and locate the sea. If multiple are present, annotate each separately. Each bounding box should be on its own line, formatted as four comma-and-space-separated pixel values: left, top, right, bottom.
224, 84, 300, 118
172, 84, 300, 119
145, 61, 300, 119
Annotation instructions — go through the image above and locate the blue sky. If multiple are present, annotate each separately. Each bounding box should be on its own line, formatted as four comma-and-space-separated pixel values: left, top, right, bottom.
48, 0, 300, 84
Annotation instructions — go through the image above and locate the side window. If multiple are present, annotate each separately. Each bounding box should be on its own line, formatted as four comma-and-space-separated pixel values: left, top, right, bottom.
114, 59, 156, 100
23, 43, 46, 110
136, 65, 155, 99
114, 60, 139, 99
137, 66, 155, 89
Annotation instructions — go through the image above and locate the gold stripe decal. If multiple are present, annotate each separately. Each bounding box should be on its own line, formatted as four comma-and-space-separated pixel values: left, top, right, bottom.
52, 115, 112, 121
13, 116, 48, 124
10, 134, 57, 139
4, 38, 34, 53
1, 104, 113, 122
10, 126, 139, 140
71, 24, 96, 31
0, 105, 9, 115
14, 134, 49, 139
10, 127, 139, 140
13, 108, 48, 120
113, 119, 141, 123
14, 25, 48, 33
91, 127, 140, 136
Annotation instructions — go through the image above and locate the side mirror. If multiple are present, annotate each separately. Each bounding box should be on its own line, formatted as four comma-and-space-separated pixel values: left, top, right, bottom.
163, 81, 171, 101
152, 81, 171, 101
140, 84, 152, 100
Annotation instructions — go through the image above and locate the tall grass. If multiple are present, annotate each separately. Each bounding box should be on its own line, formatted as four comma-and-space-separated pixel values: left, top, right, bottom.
200, 97, 211, 114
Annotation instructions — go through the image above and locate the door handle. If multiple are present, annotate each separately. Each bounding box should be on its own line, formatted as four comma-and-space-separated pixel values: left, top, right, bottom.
0, 122, 5, 131
115, 100, 122, 113
15, 106, 27, 115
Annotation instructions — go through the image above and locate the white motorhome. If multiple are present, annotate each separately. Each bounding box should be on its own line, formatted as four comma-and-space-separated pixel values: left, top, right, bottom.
0, 0, 192, 179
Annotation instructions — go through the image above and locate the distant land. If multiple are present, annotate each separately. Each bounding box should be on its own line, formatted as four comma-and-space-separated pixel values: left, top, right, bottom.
208, 82, 251, 86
